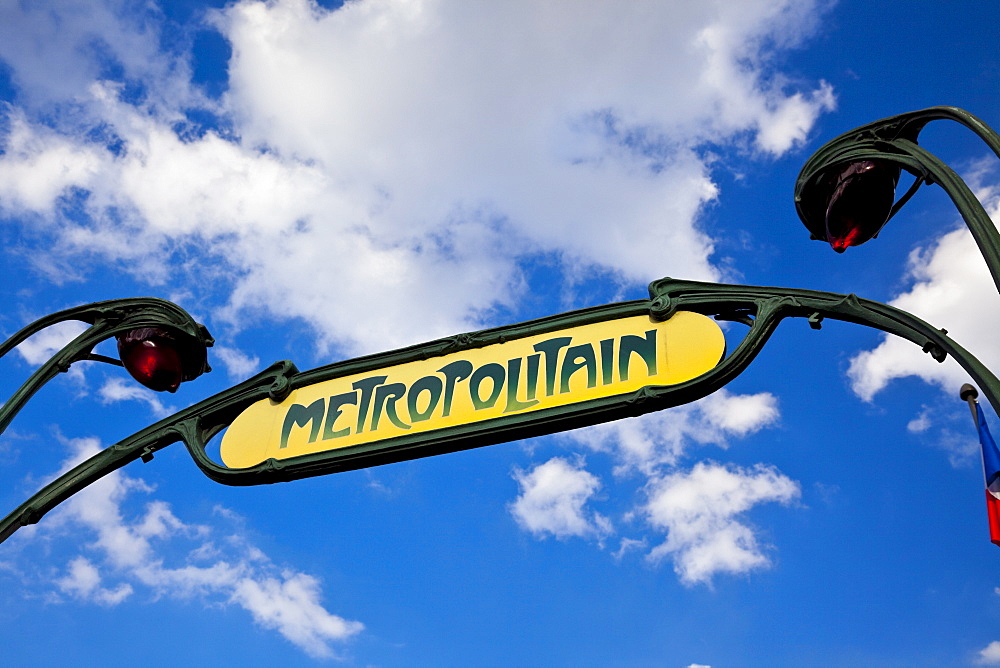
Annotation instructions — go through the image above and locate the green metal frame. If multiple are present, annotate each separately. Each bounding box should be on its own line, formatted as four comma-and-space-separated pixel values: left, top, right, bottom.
0, 298, 213, 543
0, 298, 213, 438
3, 277, 997, 544
1, 106, 998, 547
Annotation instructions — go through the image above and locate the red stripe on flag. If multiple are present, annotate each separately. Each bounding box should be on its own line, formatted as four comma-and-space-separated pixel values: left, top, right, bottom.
987, 490, 1000, 547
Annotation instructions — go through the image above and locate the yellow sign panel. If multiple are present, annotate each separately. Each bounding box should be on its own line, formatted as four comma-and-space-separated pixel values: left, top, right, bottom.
220, 311, 724, 469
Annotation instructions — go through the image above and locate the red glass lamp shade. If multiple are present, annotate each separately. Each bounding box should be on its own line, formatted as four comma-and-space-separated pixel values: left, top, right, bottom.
811, 160, 900, 252
116, 327, 208, 393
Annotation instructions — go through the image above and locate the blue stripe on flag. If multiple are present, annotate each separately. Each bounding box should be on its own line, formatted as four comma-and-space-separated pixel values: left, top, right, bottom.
977, 403, 1000, 492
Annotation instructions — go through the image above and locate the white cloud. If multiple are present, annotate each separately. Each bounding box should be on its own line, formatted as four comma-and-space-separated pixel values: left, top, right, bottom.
612, 537, 647, 562
97, 377, 174, 418
21, 435, 363, 659
0, 115, 104, 217
755, 85, 836, 155
700, 389, 782, 436
904, 408, 978, 467
510, 457, 611, 540
514, 391, 791, 582
0, 0, 835, 356
642, 461, 800, 586
568, 389, 780, 474
233, 572, 365, 660
212, 345, 261, 381
977, 640, 1000, 666
0, 0, 198, 114
13, 320, 88, 366
848, 181, 1000, 401
926, 429, 979, 469
907, 408, 932, 433
56, 556, 134, 606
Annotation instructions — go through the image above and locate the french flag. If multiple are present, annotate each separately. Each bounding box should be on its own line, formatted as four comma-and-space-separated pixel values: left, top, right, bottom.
975, 402, 1000, 547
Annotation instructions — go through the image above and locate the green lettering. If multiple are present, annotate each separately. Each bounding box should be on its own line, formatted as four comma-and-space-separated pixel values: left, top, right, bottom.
323, 391, 358, 440
600, 338, 614, 385
280, 398, 325, 449
619, 330, 658, 381
533, 337, 572, 396
353, 376, 388, 433
438, 360, 473, 417
525, 353, 540, 401
504, 357, 540, 413
470, 362, 505, 410
560, 343, 597, 393
372, 383, 410, 431
408, 375, 443, 423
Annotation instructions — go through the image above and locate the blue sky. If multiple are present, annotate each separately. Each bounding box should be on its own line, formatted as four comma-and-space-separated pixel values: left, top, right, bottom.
0, 0, 998, 665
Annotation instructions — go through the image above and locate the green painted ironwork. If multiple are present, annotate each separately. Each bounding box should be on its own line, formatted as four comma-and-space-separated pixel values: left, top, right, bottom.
0, 298, 214, 438
0, 106, 997, 546
0, 298, 213, 543
3, 277, 997, 544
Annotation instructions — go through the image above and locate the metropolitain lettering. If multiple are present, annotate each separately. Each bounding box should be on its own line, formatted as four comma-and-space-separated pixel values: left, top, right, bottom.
278, 330, 657, 449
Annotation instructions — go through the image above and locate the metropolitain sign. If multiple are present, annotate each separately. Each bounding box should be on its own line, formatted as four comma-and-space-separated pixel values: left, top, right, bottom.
220, 305, 725, 473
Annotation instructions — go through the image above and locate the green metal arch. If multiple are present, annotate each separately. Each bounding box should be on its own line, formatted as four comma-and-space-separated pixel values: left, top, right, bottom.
3, 277, 996, 545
